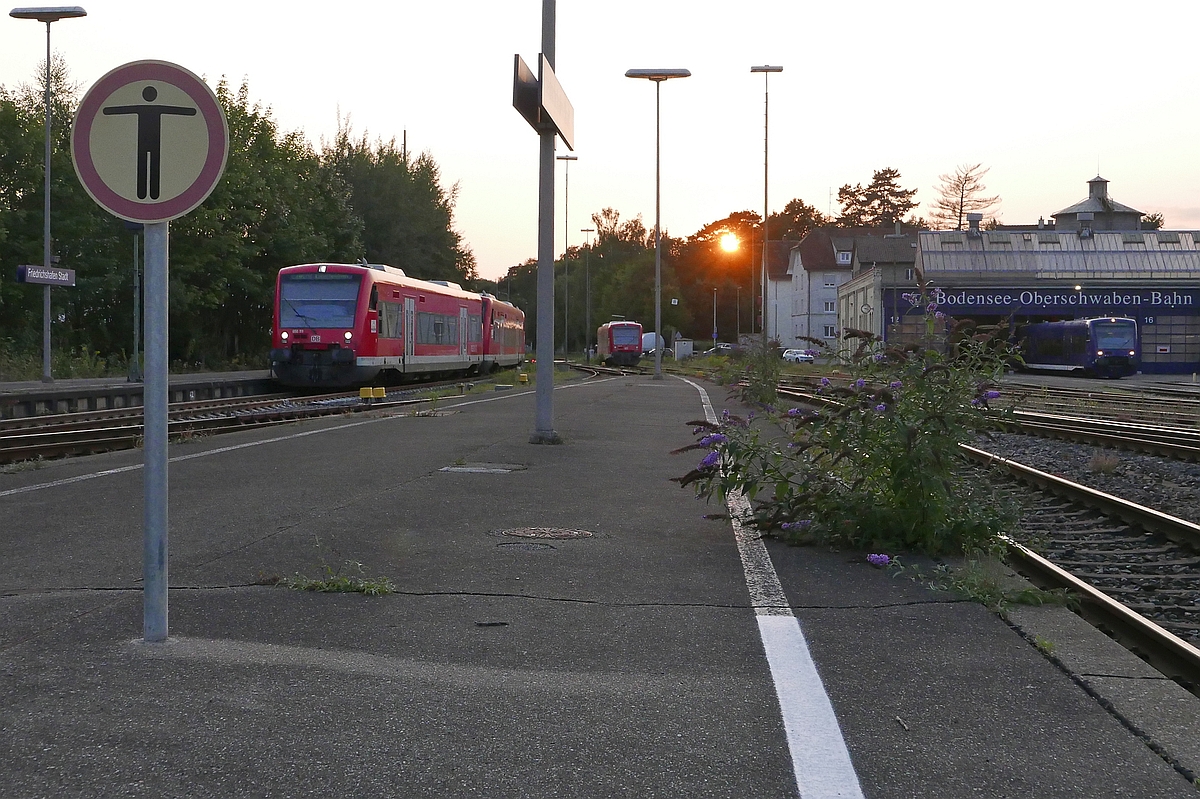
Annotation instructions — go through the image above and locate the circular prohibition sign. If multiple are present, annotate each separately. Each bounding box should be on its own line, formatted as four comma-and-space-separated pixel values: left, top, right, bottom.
71, 60, 229, 223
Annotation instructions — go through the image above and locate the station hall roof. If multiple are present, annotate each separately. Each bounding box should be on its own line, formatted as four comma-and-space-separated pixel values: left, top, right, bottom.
917, 229, 1200, 278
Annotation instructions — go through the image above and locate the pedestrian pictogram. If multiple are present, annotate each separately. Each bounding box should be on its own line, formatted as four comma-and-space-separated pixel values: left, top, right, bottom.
72, 60, 228, 223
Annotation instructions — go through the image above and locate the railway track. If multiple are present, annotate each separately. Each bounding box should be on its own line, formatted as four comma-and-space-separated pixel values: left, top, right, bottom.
771, 380, 1200, 692
964, 443, 1200, 695
0, 380, 488, 465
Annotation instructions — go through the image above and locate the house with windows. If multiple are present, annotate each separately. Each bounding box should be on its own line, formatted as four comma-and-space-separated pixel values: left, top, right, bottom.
780, 227, 917, 352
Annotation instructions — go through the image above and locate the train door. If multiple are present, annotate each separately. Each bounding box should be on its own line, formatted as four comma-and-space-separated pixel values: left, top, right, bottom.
459, 306, 469, 360
404, 297, 415, 368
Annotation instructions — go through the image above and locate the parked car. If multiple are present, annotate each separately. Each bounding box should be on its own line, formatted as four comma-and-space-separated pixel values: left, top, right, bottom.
782, 349, 815, 364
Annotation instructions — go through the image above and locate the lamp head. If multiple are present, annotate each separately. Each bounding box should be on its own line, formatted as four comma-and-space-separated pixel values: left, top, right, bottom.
750, 65, 783, 73
10, 6, 87, 22
556, 155, 578, 161
625, 68, 691, 82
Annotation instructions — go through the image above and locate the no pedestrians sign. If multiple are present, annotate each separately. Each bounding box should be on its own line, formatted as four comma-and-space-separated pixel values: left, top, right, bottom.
71, 60, 228, 223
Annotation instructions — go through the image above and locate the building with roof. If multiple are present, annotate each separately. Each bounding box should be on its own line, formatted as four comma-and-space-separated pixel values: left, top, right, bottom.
836, 177, 1200, 374
778, 227, 917, 352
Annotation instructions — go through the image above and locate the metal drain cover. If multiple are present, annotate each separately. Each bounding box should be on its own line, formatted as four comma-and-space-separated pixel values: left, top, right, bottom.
497, 527, 594, 540
440, 462, 527, 474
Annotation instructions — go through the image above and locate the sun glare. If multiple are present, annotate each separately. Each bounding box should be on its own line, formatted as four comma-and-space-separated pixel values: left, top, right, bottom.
720, 233, 739, 252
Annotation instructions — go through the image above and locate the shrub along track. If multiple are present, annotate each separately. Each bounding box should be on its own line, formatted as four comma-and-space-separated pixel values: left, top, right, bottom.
774, 380, 1200, 695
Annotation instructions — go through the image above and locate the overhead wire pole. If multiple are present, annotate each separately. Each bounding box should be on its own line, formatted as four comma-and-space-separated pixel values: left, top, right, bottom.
751, 64, 782, 349
557, 153, 577, 355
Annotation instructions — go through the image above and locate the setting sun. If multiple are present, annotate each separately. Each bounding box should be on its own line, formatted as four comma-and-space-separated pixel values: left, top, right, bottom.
720, 233, 739, 252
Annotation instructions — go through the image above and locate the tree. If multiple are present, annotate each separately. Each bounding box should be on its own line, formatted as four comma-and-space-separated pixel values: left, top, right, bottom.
929, 163, 1000, 230
325, 123, 476, 285
836, 168, 918, 227
768, 198, 827, 241
1141, 212, 1164, 230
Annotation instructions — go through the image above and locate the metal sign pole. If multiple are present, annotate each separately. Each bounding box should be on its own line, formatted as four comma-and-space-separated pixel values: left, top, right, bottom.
531, 0, 560, 444
143, 220, 169, 642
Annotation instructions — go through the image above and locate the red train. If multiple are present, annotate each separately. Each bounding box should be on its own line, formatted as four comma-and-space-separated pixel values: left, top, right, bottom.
270, 262, 525, 388
596, 320, 643, 367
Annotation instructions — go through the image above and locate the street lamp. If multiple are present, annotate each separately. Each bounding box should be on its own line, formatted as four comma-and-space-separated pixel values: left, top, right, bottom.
751, 64, 781, 349
625, 67, 690, 379
10, 5, 87, 382
557, 153, 577, 355
581, 226, 594, 359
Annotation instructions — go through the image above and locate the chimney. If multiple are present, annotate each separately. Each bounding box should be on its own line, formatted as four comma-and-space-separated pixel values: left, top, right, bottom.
1037, 216, 1044, 229
1078, 211, 1094, 238
966, 213, 982, 237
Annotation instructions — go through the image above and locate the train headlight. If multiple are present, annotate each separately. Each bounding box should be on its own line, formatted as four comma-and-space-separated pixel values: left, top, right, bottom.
1129, 350, 1136, 356
281, 331, 288, 340
344, 331, 353, 341
1096, 350, 1104, 356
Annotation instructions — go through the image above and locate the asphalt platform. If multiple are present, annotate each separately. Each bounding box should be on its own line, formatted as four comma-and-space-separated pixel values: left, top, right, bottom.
2, 370, 1199, 798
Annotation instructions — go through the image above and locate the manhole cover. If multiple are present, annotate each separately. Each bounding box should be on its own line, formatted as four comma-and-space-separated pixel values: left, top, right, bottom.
496, 542, 555, 552
497, 527, 594, 540
440, 462, 527, 474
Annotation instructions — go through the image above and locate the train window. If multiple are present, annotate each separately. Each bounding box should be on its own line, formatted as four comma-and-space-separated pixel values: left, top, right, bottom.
469, 314, 482, 343
417, 312, 459, 345
279, 272, 361, 329
369, 286, 378, 311
1094, 321, 1137, 350
379, 301, 402, 338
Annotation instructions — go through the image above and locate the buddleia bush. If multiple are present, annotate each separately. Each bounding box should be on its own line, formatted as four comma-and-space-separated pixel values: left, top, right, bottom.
675, 274, 1020, 555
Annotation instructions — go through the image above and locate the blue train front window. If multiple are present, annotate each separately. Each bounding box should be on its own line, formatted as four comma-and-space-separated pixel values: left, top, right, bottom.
612, 326, 640, 347
1093, 321, 1137, 351
280, 273, 362, 329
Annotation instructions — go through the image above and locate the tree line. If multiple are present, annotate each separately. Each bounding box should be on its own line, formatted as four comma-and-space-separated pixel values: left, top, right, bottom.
0, 59, 475, 373
18, 58, 1151, 371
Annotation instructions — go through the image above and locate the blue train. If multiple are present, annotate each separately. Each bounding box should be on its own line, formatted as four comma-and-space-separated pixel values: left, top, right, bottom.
1015, 317, 1139, 378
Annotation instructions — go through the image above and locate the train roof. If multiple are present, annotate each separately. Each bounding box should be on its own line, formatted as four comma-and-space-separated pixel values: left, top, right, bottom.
280, 262, 514, 306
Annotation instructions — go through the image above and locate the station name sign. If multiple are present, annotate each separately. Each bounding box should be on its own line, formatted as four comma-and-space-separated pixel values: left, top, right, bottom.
916, 287, 1197, 312
16, 264, 76, 287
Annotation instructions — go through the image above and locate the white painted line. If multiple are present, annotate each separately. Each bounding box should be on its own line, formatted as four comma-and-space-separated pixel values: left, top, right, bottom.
678, 376, 864, 799
0, 375, 623, 499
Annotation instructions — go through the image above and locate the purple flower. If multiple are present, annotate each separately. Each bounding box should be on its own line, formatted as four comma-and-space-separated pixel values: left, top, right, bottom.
889, 380, 902, 389
985, 390, 1001, 400
698, 450, 720, 469
867, 553, 890, 567
781, 519, 813, 531
821, 377, 831, 387
787, 408, 802, 417
854, 378, 866, 389
700, 433, 728, 447
926, 302, 938, 313
935, 311, 946, 320
971, 398, 981, 406
875, 404, 887, 413
721, 409, 731, 420
873, 353, 885, 362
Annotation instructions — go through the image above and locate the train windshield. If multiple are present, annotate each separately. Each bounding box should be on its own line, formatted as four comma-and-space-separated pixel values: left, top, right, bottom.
612, 326, 640, 347
279, 273, 361, 329
1093, 320, 1137, 350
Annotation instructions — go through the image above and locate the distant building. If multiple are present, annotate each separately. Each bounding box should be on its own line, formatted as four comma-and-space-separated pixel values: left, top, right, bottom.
836, 177, 1200, 374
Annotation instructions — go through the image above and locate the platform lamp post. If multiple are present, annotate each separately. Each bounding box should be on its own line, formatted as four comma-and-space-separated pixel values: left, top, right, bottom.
581, 226, 594, 359
557, 153, 576, 355
625, 67, 690, 379
751, 64, 781, 349
10, 5, 87, 382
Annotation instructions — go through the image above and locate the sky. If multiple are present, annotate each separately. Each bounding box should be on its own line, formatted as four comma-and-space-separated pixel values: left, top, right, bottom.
3, 1, 1199, 281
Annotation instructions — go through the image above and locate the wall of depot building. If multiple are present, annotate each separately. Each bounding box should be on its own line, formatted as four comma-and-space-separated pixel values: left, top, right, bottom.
861, 280, 1200, 374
